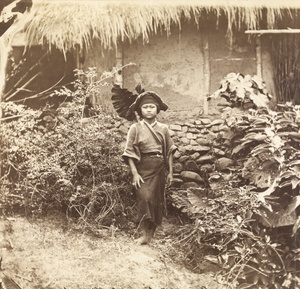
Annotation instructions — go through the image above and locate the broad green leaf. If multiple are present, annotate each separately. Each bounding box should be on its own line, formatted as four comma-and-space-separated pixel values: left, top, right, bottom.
292, 216, 300, 236
236, 86, 246, 99
250, 93, 270, 108
251, 147, 271, 157
288, 132, 300, 142
234, 245, 244, 254
279, 179, 293, 188
292, 178, 300, 189
229, 79, 240, 92
264, 127, 274, 137
232, 143, 248, 155
286, 195, 300, 215
280, 170, 294, 179
247, 127, 266, 133
290, 160, 300, 166
252, 134, 268, 141
257, 179, 280, 202
255, 172, 272, 188
238, 283, 254, 289
242, 133, 267, 142
204, 255, 219, 264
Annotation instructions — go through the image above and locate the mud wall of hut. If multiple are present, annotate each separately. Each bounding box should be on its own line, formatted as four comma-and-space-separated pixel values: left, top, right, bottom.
83, 24, 267, 118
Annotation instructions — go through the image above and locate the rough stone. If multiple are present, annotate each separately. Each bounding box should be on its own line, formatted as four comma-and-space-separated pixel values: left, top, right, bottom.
186, 133, 196, 140
184, 160, 199, 172
190, 152, 200, 160
219, 125, 229, 131
172, 178, 184, 188
185, 122, 195, 127
188, 128, 200, 134
181, 138, 190, 145
193, 145, 210, 153
196, 138, 211, 146
199, 164, 214, 173
210, 119, 224, 126
178, 156, 189, 163
172, 136, 180, 143
169, 124, 182, 131
201, 118, 211, 125
178, 146, 186, 154
173, 150, 182, 159
181, 171, 204, 183
182, 126, 188, 132
169, 130, 176, 137
173, 162, 184, 173
211, 126, 220, 133
104, 123, 115, 129
190, 140, 198, 145
207, 130, 218, 140
183, 145, 193, 152
215, 157, 234, 171
177, 132, 186, 138
182, 182, 200, 189
196, 155, 214, 164
114, 121, 122, 128
214, 148, 225, 156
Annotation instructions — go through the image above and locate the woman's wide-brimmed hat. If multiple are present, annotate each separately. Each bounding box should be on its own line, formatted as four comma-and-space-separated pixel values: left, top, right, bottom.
129, 91, 168, 112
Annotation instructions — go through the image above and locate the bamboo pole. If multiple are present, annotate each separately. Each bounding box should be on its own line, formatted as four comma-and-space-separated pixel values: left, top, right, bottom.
5, 72, 42, 101
202, 33, 210, 115
246, 29, 300, 34
13, 74, 66, 103
3, 52, 48, 99
0, 35, 11, 178
114, 43, 123, 87
0, 37, 11, 120
256, 36, 262, 79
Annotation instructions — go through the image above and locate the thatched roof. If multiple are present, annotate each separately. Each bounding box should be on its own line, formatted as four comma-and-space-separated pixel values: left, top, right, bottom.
16, 0, 300, 52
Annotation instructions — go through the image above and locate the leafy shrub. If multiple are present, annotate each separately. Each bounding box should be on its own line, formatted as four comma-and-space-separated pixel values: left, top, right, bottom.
225, 105, 300, 231
170, 103, 300, 288
0, 71, 133, 229
208, 73, 272, 109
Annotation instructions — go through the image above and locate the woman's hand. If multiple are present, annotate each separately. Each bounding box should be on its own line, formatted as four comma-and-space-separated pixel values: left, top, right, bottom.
128, 158, 144, 189
132, 172, 144, 189
166, 173, 173, 188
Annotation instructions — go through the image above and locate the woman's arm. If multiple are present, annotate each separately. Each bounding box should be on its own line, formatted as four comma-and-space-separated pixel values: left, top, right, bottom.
128, 157, 144, 189
166, 153, 173, 187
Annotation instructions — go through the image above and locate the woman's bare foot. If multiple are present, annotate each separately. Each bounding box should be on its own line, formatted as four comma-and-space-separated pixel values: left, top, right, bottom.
135, 234, 148, 245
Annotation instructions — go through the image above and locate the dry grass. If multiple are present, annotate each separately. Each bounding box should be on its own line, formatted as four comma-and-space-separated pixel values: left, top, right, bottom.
19, 0, 298, 52
0, 215, 220, 289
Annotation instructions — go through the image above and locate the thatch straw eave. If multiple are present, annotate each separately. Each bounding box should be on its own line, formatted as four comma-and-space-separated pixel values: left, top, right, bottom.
18, 0, 300, 53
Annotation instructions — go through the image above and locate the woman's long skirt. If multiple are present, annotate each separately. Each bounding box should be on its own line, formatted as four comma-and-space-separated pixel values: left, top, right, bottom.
135, 155, 166, 226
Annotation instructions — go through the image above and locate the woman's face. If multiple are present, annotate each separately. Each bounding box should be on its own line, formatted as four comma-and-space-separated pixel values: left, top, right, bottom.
140, 104, 158, 120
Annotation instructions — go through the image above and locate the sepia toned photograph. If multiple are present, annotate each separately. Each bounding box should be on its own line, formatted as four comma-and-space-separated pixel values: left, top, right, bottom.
0, 0, 299, 288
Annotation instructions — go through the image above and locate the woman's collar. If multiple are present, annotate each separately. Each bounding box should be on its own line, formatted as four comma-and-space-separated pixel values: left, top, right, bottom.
142, 119, 157, 127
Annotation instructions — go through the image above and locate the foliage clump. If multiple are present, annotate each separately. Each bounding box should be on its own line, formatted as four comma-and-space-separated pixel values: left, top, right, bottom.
208, 72, 272, 109
171, 83, 300, 288
0, 72, 132, 230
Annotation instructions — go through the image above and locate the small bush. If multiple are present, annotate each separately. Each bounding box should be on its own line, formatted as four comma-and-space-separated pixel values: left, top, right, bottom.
0, 72, 132, 229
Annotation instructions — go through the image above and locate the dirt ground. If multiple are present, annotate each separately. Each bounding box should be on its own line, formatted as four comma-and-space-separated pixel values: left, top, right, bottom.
0, 215, 222, 289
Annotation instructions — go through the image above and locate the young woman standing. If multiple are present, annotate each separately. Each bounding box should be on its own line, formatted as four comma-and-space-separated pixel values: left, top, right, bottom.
122, 91, 177, 245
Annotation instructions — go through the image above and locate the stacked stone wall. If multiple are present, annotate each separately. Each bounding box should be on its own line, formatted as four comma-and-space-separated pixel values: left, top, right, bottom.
168, 118, 233, 189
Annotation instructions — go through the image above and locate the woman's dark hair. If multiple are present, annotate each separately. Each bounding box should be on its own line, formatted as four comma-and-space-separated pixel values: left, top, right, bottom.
136, 105, 160, 118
